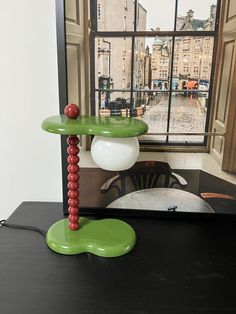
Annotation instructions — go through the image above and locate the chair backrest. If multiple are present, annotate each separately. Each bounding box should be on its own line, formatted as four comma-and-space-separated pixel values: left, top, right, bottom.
118, 161, 172, 196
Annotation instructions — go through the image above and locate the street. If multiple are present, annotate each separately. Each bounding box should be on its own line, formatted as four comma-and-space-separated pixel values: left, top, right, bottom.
141, 94, 207, 143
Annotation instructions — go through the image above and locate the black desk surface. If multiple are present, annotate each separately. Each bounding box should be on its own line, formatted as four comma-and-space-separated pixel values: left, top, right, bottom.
1, 202, 236, 314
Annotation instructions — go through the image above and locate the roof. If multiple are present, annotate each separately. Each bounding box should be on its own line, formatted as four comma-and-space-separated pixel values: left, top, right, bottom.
192, 19, 208, 30
179, 18, 208, 31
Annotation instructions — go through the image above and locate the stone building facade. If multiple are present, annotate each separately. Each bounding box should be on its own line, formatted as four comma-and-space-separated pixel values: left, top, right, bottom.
96, 0, 146, 109
95, 1, 216, 112
151, 5, 216, 90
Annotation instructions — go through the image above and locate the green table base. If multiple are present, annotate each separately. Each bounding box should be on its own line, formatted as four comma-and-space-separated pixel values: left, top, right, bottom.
46, 217, 136, 257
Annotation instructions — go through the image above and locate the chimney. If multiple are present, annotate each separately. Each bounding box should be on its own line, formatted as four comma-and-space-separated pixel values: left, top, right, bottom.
210, 4, 216, 19
187, 9, 194, 21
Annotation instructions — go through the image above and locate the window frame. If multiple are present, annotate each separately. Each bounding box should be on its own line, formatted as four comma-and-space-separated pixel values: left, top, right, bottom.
89, 0, 222, 149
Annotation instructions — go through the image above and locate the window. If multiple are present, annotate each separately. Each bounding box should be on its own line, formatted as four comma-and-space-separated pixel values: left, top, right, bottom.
173, 66, 178, 75
97, 3, 101, 21
193, 66, 199, 76
90, 0, 220, 146
183, 39, 191, 51
183, 54, 190, 63
173, 53, 179, 64
194, 52, 199, 61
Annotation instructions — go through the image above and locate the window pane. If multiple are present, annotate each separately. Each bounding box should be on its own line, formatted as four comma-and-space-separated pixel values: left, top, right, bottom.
92, 0, 219, 147
177, 0, 217, 31
173, 36, 213, 91
95, 37, 132, 90
97, 0, 135, 31
133, 91, 148, 111
133, 37, 150, 90
139, 93, 169, 142
96, 91, 131, 117
137, 0, 175, 31
168, 92, 208, 143
134, 37, 173, 91
152, 37, 173, 92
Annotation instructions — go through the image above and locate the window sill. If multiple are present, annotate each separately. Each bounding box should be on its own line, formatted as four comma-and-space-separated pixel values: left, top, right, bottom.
79, 151, 236, 186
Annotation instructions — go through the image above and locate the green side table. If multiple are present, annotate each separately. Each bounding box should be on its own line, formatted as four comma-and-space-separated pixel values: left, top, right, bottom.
42, 104, 148, 257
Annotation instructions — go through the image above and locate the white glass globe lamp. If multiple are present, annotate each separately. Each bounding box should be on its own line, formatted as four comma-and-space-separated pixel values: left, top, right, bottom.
91, 136, 139, 171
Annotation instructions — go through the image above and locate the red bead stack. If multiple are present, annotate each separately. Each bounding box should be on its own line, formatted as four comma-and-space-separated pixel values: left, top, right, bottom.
64, 104, 80, 231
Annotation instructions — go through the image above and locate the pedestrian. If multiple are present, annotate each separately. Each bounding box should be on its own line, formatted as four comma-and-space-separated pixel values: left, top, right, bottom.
153, 83, 157, 98
182, 81, 187, 97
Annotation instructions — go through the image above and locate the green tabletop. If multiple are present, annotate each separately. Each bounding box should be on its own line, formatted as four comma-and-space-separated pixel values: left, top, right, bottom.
41, 115, 148, 137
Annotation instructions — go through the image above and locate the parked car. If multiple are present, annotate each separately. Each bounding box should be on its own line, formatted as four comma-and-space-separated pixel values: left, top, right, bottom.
198, 80, 209, 96
107, 98, 131, 117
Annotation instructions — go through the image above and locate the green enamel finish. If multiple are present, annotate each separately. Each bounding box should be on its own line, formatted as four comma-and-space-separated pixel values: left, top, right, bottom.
46, 217, 136, 257
41, 115, 148, 137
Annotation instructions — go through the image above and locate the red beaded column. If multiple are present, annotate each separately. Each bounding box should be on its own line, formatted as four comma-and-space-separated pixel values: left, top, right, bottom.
64, 104, 80, 231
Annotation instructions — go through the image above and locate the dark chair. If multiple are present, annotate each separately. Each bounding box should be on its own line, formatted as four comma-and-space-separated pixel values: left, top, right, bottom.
200, 193, 236, 214
101, 161, 187, 198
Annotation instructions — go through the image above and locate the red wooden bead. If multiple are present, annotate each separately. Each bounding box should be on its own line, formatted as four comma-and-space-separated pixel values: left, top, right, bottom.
64, 104, 80, 119
68, 215, 79, 223
67, 146, 79, 155
67, 155, 79, 164
68, 190, 79, 199
69, 222, 79, 231
67, 136, 79, 146
68, 198, 79, 207
67, 182, 79, 190
68, 173, 79, 182
67, 164, 79, 173
68, 206, 79, 215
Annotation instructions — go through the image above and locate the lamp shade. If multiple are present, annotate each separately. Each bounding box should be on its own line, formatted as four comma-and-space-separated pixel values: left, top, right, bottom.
91, 136, 139, 171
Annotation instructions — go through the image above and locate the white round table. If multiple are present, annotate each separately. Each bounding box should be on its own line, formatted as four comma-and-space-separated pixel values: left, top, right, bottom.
107, 188, 214, 213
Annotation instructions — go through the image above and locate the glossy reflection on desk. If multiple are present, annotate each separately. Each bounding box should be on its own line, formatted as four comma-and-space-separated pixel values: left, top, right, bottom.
108, 188, 214, 213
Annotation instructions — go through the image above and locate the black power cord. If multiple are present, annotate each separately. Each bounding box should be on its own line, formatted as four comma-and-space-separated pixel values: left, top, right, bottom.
0, 219, 46, 237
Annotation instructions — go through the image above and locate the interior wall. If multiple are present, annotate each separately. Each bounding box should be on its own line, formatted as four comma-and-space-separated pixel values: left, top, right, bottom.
0, 0, 62, 218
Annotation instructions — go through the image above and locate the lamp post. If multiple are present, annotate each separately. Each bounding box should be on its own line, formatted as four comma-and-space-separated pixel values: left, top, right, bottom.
98, 39, 111, 109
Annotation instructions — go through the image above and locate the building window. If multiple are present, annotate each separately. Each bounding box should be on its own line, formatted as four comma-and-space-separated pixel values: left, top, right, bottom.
183, 54, 190, 63
193, 66, 199, 76
173, 54, 179, 63
173, 66, 178, 75
194, 52, 199, 62
183, 66, 189, 74
160, 57, 169, 66
183, 39, 191, 51
97, 3, 101, 21
90, 0, 220, 146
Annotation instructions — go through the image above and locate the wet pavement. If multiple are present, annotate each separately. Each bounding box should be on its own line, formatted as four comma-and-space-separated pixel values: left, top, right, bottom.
141, 94, 207, 143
